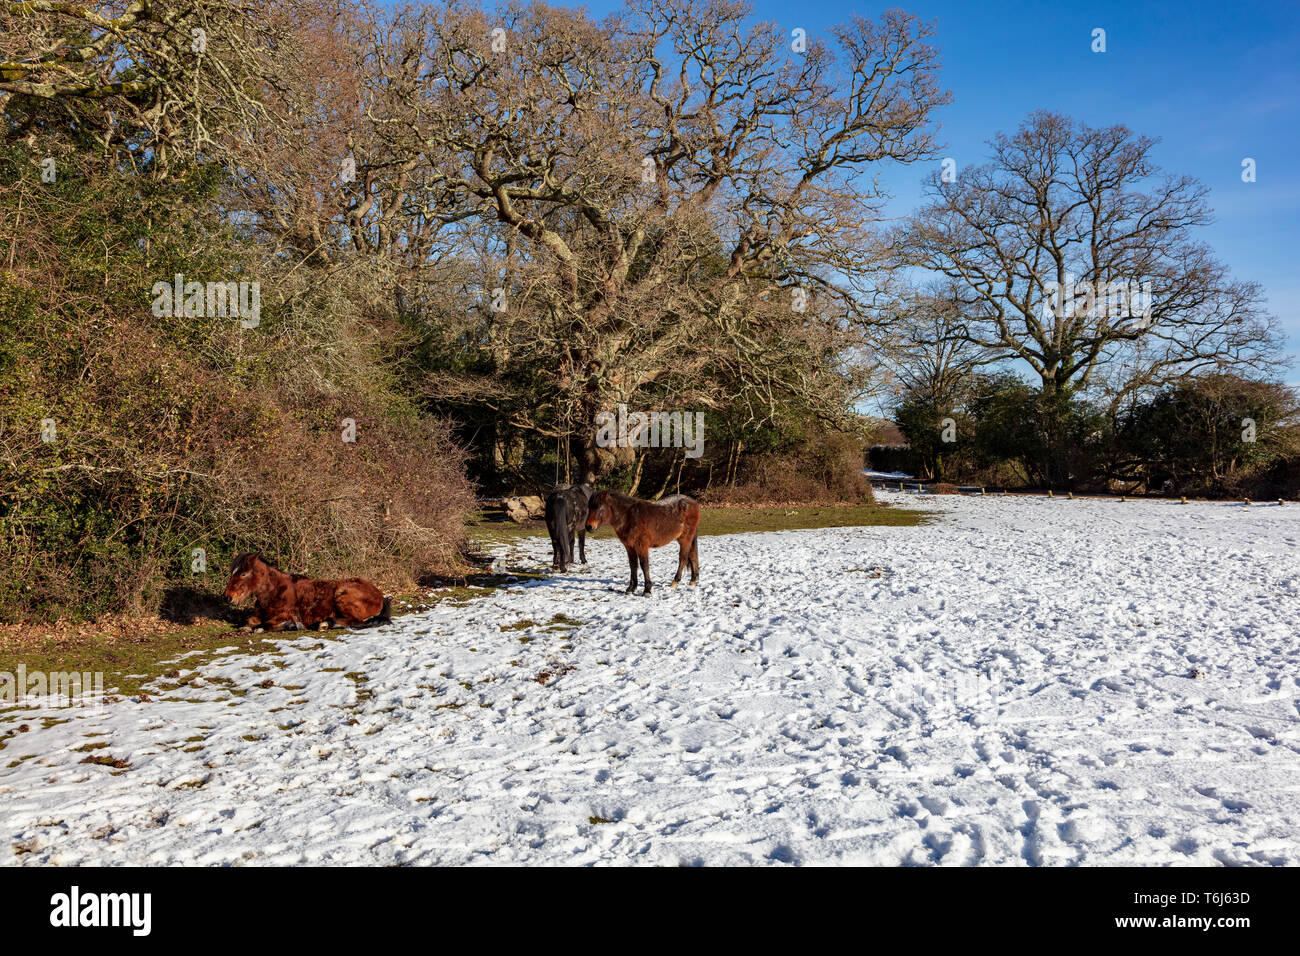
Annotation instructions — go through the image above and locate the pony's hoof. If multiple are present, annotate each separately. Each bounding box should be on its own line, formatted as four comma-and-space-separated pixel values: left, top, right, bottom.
669, 581, 679, 589
690, 581, 699, 587
624, 587, 636, 594
317, 622, 331, 631
252, 627, 265, 634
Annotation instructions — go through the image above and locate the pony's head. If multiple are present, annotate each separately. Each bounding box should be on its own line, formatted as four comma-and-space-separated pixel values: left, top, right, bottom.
585, 491, 612, 532
224, 552, 268, 603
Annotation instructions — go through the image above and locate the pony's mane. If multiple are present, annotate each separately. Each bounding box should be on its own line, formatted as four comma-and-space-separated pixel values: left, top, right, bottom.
600, 490, 690, 505
231, 552, 270, 574
599, 490, 639, 504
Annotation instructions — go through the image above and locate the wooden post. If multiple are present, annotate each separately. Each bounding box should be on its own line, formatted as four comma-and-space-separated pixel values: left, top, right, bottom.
1180, 496, 1187, 504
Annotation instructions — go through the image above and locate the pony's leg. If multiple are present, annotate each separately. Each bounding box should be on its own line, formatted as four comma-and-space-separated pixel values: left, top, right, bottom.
639, 548, 652, 595
671, 539, 688, 587
624, 545, 639, 593
689, 534, 700, 584
578, 528, 587, 564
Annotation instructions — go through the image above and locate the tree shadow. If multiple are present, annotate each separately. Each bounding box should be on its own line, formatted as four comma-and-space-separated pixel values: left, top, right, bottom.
158, 585, 246, 626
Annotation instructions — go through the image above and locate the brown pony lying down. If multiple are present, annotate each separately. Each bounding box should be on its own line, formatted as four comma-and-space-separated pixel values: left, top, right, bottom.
224, 553, 391, 632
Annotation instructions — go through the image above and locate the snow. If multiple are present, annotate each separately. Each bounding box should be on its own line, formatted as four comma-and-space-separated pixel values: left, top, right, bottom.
3, 491, 1299, 866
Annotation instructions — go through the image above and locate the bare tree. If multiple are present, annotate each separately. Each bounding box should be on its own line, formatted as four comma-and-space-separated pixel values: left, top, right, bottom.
897, 111, 1283, 415
876, 277, 1000, 412
356, 0, 949, 481
0, 1, 297, 175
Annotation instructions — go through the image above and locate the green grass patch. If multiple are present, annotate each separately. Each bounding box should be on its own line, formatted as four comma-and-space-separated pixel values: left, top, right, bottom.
0, 622, 286, 699
544, 613, 584, 631
698, 504, 933, 535
79, 754, 129, 769
470, 502, 932, 544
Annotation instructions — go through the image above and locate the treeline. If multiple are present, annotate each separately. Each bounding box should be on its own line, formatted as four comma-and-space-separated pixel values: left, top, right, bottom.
881, 372, 1299, 497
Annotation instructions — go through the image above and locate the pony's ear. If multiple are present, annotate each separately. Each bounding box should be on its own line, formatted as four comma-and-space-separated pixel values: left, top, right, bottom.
232, 552, 265, 574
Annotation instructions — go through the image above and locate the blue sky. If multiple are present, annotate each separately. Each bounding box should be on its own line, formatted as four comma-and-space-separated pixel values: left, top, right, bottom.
479, 1, 1300, 378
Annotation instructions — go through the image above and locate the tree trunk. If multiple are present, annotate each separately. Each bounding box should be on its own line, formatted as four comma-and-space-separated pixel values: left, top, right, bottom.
627, 452, 645, 496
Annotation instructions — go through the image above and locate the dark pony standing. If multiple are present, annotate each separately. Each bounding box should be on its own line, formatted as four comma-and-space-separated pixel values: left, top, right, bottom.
585, 490, 700, 595
224, 553, 391, 632
545, 482, 593, 572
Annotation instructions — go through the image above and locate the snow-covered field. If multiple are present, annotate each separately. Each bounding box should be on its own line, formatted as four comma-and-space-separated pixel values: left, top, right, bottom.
3, 491, 1299, 866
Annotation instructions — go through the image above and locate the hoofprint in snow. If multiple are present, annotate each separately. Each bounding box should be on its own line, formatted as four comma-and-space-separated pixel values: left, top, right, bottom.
3, 493, 1299, 866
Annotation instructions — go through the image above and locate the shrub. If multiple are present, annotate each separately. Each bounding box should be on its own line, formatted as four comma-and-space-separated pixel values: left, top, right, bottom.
0, 147, 475, 623
704, 430, 874, 506
1115, 374, 1299, 497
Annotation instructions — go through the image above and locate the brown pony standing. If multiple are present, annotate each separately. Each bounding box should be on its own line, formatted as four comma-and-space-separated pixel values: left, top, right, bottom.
224, 553, 390, 631
585, 491, 700, 595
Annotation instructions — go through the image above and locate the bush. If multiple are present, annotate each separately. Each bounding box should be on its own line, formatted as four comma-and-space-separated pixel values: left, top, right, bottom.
704, 430, 874, 506
0, 147, 475, 623
1115, 374, 1299, 497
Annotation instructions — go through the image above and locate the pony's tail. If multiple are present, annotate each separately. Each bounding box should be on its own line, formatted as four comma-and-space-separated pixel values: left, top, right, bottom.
555, 495, 574, 568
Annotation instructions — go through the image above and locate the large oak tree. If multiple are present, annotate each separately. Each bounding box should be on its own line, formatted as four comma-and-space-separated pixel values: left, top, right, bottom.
895, 110, 1282, 484
356, 0, 950, 480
